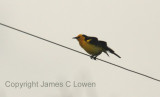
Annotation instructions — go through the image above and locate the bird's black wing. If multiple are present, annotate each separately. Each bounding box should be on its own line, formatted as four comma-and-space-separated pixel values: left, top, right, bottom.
98, 41, 121, 58
82, 35, 99, 45
98, 41, 108, 49
98, 41, 115, 53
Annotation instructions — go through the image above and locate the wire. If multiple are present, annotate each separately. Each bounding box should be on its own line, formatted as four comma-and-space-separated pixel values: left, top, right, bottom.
0, 22, 160, 82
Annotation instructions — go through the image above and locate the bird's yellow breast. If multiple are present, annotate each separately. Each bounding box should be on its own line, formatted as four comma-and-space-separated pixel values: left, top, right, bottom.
79, 40, 103, 55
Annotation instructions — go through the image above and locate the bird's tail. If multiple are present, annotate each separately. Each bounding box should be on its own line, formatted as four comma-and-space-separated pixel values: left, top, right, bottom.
105, 47, 121, 58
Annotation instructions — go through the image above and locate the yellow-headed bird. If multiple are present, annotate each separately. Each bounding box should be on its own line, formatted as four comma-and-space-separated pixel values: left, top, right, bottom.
73, 34, 121, 60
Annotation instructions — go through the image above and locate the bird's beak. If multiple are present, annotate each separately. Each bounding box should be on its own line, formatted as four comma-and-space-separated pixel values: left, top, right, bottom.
73, 37, 78, 39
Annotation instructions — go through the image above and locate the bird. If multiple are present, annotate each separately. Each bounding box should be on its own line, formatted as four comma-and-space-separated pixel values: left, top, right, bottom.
73, 34, 121, 60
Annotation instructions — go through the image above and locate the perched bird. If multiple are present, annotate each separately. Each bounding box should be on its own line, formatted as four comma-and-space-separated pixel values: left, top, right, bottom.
73, 34, 121, 60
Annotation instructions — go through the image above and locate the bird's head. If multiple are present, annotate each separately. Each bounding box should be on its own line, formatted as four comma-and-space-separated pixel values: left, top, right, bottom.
73, 34, 86, 42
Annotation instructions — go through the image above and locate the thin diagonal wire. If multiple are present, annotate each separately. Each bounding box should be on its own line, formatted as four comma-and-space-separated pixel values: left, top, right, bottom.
0, 22, 160, 82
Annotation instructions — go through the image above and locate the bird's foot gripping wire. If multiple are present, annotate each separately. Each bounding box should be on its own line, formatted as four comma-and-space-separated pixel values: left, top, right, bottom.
90, 55, 97, 60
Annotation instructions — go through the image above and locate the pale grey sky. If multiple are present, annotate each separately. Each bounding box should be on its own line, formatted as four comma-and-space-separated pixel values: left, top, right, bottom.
0, 0, 160, 97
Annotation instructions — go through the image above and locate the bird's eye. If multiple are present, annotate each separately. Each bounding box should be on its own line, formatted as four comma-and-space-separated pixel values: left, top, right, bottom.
77, 36, 80, 39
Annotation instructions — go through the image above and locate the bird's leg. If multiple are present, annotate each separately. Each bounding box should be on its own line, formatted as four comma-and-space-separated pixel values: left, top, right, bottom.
90, 55, 94, 59
93, 56, 97, 60
90, 55, 97, 60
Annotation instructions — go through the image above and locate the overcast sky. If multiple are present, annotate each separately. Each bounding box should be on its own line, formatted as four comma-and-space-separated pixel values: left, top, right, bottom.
0, 0, 160, 97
